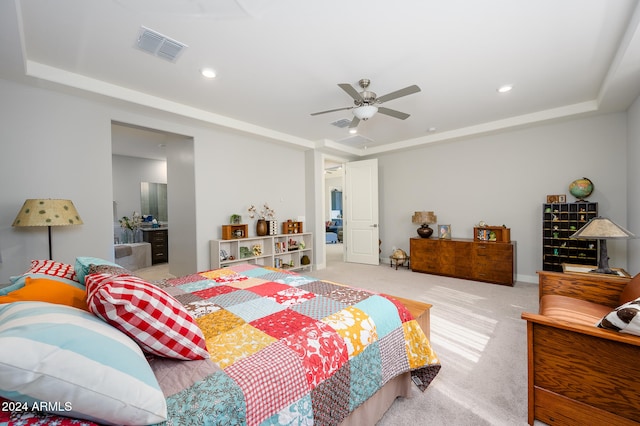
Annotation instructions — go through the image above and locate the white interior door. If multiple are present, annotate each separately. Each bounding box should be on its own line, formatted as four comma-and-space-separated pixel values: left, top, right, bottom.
344, 158, 379, 265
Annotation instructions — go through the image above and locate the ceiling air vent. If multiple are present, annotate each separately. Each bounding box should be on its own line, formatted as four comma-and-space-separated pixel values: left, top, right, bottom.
330, 118, 353, 129
136, 26, 187, 62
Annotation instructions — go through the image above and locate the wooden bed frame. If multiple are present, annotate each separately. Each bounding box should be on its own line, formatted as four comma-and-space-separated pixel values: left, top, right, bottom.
392, 295, 431, 340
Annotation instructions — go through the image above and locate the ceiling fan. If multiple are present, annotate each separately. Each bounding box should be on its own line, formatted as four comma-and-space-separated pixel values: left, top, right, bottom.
311, 78, 421, 129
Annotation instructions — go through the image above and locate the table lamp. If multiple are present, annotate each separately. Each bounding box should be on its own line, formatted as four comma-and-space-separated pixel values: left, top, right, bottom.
412, 211, 437, 238
570, 216, 635, 274
13, 199, 83, 260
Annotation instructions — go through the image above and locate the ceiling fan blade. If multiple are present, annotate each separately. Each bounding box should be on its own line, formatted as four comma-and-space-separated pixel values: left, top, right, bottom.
377, 85, 421, 103
378, 107, 410, 120
349, 117, 360, 128
338, 83, 364, 102
310, 106, 353, 116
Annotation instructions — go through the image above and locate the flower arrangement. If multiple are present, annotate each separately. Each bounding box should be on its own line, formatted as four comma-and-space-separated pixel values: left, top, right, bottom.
119, 212, 142, 230
248, 203, 275, 220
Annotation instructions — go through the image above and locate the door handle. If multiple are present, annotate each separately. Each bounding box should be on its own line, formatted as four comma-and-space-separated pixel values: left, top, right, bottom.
371, 224, 378, 228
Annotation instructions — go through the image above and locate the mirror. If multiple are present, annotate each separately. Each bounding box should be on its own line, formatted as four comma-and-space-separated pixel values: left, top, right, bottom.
331, 190, 342, 217
141, 182, 168, 222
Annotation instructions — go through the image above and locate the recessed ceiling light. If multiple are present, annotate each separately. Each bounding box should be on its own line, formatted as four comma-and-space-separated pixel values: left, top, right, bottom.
497, 85, 513, 93
349, 128, 357, 134
427, 127, 437, 133
201, 68, 216, 79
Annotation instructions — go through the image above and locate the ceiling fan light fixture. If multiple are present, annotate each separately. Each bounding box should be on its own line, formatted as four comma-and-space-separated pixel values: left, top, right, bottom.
352, 105, 378, 120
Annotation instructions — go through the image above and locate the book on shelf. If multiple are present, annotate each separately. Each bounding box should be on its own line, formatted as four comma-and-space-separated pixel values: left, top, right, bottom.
274, 241, 286, 253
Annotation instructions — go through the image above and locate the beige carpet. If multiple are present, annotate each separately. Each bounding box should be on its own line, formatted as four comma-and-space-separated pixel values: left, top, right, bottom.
136, 263, 175, 281
308, 244, 540, 426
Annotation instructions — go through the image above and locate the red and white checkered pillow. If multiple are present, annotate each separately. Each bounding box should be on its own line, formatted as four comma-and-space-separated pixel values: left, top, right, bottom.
25, 260, 77, 282
85, 273, 209, 360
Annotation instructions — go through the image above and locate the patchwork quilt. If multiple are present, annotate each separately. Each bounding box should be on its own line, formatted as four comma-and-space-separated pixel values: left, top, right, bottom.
0, 264, 440, 425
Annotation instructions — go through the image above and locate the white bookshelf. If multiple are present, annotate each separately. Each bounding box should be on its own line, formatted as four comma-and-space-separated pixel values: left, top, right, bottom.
210, 232, 313, 272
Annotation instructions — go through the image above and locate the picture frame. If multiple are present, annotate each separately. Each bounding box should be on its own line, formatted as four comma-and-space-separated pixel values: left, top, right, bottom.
438, 224, 451, 240
546, 194, 567, 203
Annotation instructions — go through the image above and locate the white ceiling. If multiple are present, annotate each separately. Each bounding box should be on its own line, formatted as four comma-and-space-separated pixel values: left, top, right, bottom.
5, 0, 640, 156
111, 122, 174, 161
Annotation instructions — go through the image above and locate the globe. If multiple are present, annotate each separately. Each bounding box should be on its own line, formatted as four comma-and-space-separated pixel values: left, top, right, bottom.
569, 177, 594, 201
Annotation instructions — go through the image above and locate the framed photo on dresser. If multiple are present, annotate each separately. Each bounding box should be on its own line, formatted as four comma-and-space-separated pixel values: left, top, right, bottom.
438, 224, 451, 239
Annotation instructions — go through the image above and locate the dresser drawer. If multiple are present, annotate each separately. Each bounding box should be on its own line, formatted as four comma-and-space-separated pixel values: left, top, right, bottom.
143, 230, 169, 264
148, 232, 167, 243
473, 269, 513, 285
410, 237, 515, 286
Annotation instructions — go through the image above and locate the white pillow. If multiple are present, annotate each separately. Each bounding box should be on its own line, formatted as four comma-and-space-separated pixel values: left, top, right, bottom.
0, 301, 167, 425
597, 297, 640, 336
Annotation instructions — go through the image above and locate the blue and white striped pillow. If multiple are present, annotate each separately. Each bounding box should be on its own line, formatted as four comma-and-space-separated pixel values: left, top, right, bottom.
0, 301, 167, 425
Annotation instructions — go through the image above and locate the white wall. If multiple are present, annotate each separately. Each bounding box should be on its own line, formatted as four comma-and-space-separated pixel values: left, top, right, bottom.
0, 77, 307, 281
192, 127, 306, 273
628, 95, 640, 274
166, 138, 196, 277
372, 112, 629, 283
0, 74, 635, 284
0, 79, 114, 276
112, 155, 167, 223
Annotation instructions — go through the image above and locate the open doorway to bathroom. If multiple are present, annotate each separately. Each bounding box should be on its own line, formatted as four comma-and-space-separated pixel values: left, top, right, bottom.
111, 121, 196, 277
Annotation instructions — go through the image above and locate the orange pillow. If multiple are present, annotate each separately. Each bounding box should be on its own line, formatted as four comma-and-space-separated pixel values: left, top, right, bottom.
0, 277, 89, 311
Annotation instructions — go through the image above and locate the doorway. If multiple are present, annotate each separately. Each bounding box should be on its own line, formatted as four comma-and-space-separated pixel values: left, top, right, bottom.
323, 157, 380, 267
111, 122, 197, 277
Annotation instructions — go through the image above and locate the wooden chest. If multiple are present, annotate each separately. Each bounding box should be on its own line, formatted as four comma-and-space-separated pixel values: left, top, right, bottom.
410, 237, 515, 286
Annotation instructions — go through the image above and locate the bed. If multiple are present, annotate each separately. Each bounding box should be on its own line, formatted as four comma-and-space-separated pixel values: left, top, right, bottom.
0, 259, 440, 425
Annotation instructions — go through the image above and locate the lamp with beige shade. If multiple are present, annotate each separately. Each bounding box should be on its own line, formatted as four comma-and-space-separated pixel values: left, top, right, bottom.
13, 199, 83, 260
570, 216, 635, 275
412, 211, 437, 238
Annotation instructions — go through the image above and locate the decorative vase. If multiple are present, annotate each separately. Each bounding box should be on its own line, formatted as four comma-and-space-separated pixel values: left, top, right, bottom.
121, 228, 133, 244
417, 224, 434, 238
256, 219, 267, 236
134, 228, 143, 243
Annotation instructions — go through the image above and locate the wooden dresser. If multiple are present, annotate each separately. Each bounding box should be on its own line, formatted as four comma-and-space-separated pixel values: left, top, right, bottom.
410, 237, 515, 286
143, 229, 169, 264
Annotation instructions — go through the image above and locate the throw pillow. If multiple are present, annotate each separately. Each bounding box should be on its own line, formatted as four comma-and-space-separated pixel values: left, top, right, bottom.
3, 260, 80, 295
0, 301, 167, 425
75, 256, 121, 284
18, 259, 77, 281
597, 297, 640, 336
85, 273, 209, 360
0, 276, 88, 311
87, 263, 135, 277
